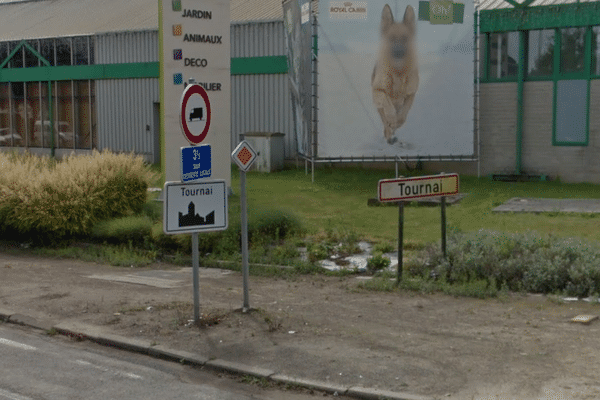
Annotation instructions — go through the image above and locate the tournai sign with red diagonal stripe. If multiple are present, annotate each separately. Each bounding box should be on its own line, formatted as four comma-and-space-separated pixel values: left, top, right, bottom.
378, 173, 459, 202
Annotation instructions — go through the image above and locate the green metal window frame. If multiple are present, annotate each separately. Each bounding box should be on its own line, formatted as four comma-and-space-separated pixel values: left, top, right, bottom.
484, 31, 520, 83
479, 2, 600, 33
479, 23, 593, 148
552, 79, 590, 146
525, 29, 555, 80
551, 26, 591, 146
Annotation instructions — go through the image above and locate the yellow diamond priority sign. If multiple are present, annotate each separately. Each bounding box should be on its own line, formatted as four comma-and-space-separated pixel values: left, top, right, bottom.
231, 140, 257, 172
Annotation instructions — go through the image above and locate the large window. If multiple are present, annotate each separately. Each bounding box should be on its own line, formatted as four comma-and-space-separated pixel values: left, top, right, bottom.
0, 80, 96, 150
55, 38, 72, 66
0, 37, 97, 150
560, 27, 586, 75
488, 32, 519, 79
25, 40, 39, 68
1, 36, 95, 68
480, 27, 597, 147
40, 39, 56, 66
528, 29, 554, 77
554, 80, 588, 145
591, 26, 600, 75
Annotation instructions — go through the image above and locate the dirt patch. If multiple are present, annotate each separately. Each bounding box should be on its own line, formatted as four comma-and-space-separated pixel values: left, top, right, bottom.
1, 253, 600, 399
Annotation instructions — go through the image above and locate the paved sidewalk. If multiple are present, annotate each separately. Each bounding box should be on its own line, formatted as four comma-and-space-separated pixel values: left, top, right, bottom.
1, 252, 600, 400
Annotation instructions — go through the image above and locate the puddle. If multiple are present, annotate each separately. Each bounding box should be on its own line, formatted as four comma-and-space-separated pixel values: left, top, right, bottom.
317, 241, 399, 272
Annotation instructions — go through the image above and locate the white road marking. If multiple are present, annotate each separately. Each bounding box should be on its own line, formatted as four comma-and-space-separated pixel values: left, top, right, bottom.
0, 338, 37, 351
73, 359, 143, 380
0, 388, 33, 400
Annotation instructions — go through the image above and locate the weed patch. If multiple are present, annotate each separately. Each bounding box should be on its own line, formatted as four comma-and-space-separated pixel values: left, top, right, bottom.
415, 229, 600, 297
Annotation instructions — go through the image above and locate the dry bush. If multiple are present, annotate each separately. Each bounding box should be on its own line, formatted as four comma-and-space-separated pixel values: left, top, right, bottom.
0, 150, 156, 240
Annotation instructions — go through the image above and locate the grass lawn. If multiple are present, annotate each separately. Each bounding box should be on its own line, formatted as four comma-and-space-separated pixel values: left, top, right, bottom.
229, 165, 600, 247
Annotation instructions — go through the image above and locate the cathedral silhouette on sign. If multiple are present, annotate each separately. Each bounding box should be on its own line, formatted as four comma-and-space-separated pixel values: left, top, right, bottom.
178, 202, 215, 227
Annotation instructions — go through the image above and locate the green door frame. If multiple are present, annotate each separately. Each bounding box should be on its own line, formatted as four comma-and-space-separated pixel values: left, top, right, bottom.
0, 40, 55, 156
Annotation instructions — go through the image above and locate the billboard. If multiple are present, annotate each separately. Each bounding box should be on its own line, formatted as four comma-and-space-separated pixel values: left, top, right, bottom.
283, 0, 314, 157
317, 0, 475, 158
160, 0, 231, 186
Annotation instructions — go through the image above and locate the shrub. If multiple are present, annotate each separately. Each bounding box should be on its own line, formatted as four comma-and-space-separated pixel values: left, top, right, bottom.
373, 241, 395, 254
307, 242, 330, 262
0, 150, 156, 242
248, 207, 303, 242
417, 229, 600, 296
366, 252, 391, 275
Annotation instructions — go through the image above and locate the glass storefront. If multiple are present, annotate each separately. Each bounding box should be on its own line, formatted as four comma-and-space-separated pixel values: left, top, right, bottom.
0, 80, 96, 149
0, 36, 96, 150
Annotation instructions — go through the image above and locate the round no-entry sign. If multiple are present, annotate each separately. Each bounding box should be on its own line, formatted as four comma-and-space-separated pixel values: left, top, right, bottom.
180, 84, 211, 145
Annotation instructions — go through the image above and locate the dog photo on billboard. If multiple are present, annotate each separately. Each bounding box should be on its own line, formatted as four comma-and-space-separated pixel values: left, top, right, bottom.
371, 4, 419, 145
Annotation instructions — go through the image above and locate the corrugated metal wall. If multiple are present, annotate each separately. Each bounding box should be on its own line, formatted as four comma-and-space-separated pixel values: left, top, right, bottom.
96, 78, 159, 159
95, 30, 159, 64
95, 31, 160, 161
93, 24, 294, 161
230, 21, 295, 157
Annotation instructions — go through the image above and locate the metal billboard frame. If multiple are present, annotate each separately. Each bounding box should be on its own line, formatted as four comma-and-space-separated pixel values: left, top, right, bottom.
286, 0, 481, 182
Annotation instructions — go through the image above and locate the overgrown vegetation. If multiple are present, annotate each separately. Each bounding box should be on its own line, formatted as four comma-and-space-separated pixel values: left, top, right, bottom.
400, 229, 600, 297
4, 155, 600, 298
0, 150, 155, 244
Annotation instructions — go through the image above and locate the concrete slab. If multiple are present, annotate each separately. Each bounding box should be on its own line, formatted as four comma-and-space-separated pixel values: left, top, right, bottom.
92, 333, 152, 354
368, 194, 466, 207
493, 198, 600, 213
8, 314, 55, 331
147, 345, 208, 366
85, 274, 185, 288
54, 320, 102, 341
347, 386, 433, 400
270, 374, 348, 395
205, 359, 275, 379
0, 308, 14, 321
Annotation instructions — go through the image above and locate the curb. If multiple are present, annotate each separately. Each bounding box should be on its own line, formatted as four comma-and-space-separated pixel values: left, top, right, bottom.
3, 316, 434, 400
0, 309, 55, 331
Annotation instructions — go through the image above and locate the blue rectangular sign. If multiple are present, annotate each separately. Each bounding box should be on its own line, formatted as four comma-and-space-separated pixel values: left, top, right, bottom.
181, 145, 211, 182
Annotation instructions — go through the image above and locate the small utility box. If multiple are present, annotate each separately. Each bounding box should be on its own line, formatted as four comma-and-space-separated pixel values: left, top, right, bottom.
241, 132, 285, 172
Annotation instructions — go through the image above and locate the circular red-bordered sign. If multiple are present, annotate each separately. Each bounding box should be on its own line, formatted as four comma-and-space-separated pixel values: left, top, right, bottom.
180, 84, 211, 145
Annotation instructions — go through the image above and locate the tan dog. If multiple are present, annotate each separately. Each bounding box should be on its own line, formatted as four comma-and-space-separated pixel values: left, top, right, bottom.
371, 4, 419, 144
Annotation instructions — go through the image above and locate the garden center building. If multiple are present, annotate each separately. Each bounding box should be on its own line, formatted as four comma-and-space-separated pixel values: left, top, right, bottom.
2, 0, 600, 183
0, 0, 292, 164
477, 0, 600, 183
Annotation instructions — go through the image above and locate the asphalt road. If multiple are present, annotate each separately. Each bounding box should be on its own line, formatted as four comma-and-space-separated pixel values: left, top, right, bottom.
0, 324, 338, 400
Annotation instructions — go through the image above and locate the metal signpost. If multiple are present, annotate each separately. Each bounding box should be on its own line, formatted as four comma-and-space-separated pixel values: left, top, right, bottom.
231, 140, 258, 312
378, 173, 459, 284
162, 82, 228, 325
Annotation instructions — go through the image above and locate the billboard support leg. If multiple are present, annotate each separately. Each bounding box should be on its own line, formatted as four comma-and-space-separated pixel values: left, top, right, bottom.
441, 196, 447, 259
397, 201, 404, 285
192, 232, 200, 323
241, 169, 250, 312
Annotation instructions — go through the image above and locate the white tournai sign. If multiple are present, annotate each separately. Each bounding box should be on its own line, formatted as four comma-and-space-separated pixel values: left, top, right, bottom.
160, 0, 230, 186
378, 173, 459, 202
163, 180, 228, 234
